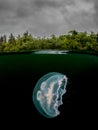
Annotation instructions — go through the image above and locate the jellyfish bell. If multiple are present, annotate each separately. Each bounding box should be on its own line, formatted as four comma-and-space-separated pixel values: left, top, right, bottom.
32, 72, 68, 118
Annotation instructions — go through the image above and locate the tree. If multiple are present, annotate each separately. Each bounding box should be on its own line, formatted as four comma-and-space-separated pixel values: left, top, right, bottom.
68, 30, 78, 39
96, 33, 98, 43
3, 35, 7, 43
0, 36, 3, 44
8, 33, 16, 44
0, 30, 98, 52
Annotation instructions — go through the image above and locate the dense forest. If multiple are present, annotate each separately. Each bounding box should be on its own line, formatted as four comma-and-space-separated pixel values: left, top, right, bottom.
0, 30, 98, 52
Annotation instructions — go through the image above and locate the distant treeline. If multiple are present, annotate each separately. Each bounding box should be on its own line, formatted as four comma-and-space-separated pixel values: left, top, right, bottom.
0, 30, 98, 52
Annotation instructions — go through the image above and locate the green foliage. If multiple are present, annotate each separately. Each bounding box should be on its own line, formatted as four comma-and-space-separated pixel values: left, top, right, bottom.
0, 30, 98, 52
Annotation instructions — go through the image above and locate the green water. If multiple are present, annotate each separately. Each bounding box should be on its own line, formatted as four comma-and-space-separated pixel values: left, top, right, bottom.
0, 50, 98, 128
0, 51, 98, 78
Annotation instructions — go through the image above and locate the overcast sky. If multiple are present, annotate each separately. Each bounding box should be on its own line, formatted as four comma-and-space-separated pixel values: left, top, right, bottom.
0, 0, 98, 37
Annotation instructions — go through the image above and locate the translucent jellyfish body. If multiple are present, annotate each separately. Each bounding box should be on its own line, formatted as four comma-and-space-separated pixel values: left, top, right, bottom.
32, 72, 68, 118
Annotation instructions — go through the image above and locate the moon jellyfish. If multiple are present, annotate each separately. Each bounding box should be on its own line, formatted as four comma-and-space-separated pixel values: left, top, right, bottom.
32, 72, 68, 118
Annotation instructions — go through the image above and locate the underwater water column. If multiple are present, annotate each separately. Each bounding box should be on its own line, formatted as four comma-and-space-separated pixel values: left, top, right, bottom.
32, 72, 68, 118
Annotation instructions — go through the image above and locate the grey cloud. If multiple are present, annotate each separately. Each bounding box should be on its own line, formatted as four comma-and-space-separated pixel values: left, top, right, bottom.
93, 0, 98, 25
79, 0, 98, 26
0, 1, 9, 11
32, 0, 61, 8
0, 0, 31, 26
31, 0, 75, 10
16, 2, 32, 18
0, 0, 98, 37
0, 0, 13, 14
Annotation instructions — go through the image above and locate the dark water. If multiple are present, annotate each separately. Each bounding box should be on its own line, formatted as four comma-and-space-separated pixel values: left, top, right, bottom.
0, 50, 98, 129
